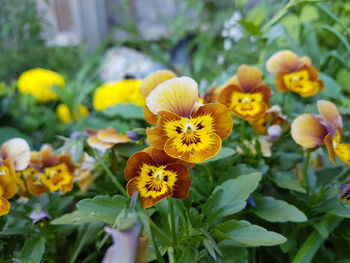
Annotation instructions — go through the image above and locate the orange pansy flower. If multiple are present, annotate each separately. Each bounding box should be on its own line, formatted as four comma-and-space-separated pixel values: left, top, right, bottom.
266, 50, 323, 97
291, 100, 350, 165
218, 65, 271, 121
86, 127, 132, 151
250, 105, 286, 134
124, 147, 191, 208
146, 77, 232, 163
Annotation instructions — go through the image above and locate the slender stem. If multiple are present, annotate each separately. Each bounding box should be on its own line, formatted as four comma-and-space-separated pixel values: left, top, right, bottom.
149, 218, 165, 263
168, 199, 177, 248
302, 151, 312, 193
168, 247, 176, 263
93, 149, 127, 196
240, 120, 246, 141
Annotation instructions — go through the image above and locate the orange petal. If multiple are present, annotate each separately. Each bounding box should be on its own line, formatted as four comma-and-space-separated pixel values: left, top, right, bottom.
217, 85, 241, 107
291, 114, 327, 148
146, 111, 182, 150
275, 73, 289, 92
334, 143, 350, 166
144, 106, 158, 124
324, 133, 336, 164
124, 152, 156, 181
0, 196, 10, 216
146, 77, 198, 117
317, 100, 341, 128
237, 65, 264, 92
97, 127, 131, 144
193, 103, 233, 139
140, 70, 176, 98
164, 132, 222, 163
165, 163, 191, 199
0, 162, 17, 199
1, 138, 30, 171
266, 50, 300, 74
87, 135, 114, 150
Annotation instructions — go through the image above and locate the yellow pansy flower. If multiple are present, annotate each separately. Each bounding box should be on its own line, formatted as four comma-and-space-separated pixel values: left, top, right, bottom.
56, 104, 89, 123
17, 68, 65, 103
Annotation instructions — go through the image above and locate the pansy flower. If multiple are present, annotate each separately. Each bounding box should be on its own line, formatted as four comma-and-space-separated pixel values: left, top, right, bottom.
218, 65, 271, 121
146, 77, 233, 163
124, 147, 191, 208
0, 138, 30, 216
30, 146, 77, 194
250, 105, 286, 135
140, 70, 177, 124
86, 127, 131, 151
291, 100, 350, 165
266, 50, 323, 97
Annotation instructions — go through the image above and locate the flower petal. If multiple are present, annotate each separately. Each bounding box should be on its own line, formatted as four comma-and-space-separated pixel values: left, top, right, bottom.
165, 163, 191, 199
291, 114, 328, 148
237, 65, 263, 92
334, 143, 350, 166
146, 77, 198, 117
146, 111, 182, 150
140, 70, 176, 98
143, 106, 158, 124
1, 138, 30, 171
87, 135, 114, 150
0, 196, 10, 216
164, 132, 222, 163
266, 50, 300, 74
124, 152, 157, 181
0, 161, 17, 199
317, 100, 341, 129
324, 133, 336, 164
97, 127, 131, 144
193, 103, 233, 139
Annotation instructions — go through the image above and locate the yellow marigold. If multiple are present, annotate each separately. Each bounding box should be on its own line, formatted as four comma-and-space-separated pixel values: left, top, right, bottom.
93, 79, 145, 111
17, 68, 65, 103
56, 104, 89, 123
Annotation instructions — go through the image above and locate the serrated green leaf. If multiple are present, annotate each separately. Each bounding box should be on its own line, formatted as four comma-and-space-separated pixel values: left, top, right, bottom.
215, 220, 287, 246
252, 196, 307, 223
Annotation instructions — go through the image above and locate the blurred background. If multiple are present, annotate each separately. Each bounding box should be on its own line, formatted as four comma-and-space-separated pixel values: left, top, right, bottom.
1, 0, 349, 148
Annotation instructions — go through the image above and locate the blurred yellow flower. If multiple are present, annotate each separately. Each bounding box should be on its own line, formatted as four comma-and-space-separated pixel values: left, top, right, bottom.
56, 104, 89, 123
17, 68, 65, 103
93, 79, 145, 111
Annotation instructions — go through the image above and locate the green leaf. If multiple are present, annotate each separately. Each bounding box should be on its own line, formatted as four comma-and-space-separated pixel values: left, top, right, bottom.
319, 73, 344, 101
204, 147, 236, 163
21, 237, 45, 263
252, 196, 307, 222
238, 20, 262, 35
215, 220, 287, 246
103, 104, 144, 119
113, 143, 146, 157
271, 171, 306, 193
51, 195, 127, 225
0, 126, 33, 147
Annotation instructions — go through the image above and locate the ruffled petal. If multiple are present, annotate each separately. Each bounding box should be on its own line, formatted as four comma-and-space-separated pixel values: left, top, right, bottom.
266, 50, 300, 74
324, 133, 336, 164
334, 143, 350, 166
0, 138, 30, 171
144, 106, 158, 124
140, 70, 176, 98
317, 100, 341, 129
0, 196, 10, 216
237, 65, 263, 92
291, 114, 328, 148
87, 135, 114, 150
97, 127, 131, 144
165, 163, 191, 199
124, 152, 157, 181
146, 77, 198, 117
193, 103, 233, 139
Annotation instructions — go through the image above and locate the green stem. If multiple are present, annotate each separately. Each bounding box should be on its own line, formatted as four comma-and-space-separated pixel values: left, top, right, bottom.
334, 166, 350, 181
302, 151, 312, 193
149, 219, 169, 242
240, 120, 246, 140
291, 215, 342, 263
149, 218, 165, 263
168, 199, 177, 254
168, 247, 176, 263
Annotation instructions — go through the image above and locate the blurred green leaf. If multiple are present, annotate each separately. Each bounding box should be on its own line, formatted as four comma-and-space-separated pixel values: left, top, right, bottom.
271, 171, 307, 194
0, 126, 33, 147
204, 147, 236, 163
103, 104, 144, 120
20, 237, 45, 263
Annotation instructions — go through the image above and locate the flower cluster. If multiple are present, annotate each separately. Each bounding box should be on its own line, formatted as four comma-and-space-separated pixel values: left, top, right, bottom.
17, 68, 65, 103
93, 79, 145, 111
56, 104, 89, 123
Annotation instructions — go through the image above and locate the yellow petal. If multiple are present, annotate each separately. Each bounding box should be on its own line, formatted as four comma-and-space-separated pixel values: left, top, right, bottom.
146, 77, 198, 117
266, 50, 300, 74
317, 100, 341, 128
140, 70, 176, 98
1, 138, 30, 171
291, 114, 327, 148
334, 143, 350, 166
0, 196, 10, 216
